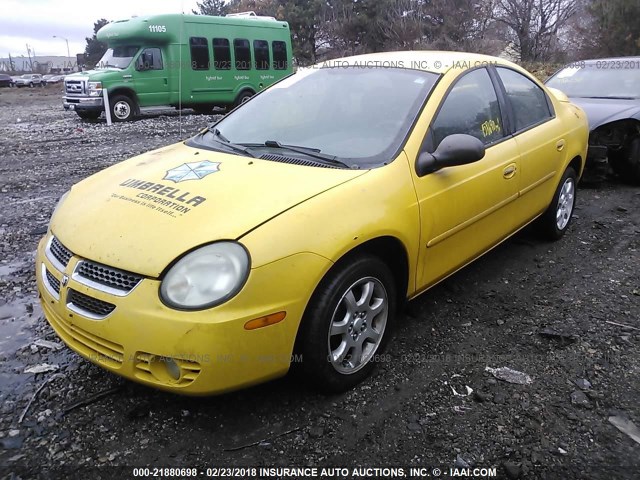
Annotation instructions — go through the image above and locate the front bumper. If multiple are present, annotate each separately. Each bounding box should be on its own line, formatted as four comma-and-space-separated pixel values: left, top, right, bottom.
36, 233, 330, 395
63, 96, 104, 112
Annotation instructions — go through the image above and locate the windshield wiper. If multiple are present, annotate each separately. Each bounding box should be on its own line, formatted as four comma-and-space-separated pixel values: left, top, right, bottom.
208, 128, 258, 158
255, 140, 350, 168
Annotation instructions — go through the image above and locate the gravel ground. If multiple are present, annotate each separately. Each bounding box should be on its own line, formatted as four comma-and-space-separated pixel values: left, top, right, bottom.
0, 87, 639, 480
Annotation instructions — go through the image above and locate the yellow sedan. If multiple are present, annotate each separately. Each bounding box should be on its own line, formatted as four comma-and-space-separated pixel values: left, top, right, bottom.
36, 51, 588, 395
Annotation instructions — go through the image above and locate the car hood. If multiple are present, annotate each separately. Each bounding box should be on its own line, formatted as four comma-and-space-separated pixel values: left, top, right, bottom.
51, 142, 367, 277
567, 97, 640, 129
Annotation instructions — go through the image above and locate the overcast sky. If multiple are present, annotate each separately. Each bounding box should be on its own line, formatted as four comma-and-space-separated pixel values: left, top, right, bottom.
0, 0, 201, 58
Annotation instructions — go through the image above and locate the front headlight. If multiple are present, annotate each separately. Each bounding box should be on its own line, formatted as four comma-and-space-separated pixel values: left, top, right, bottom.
88, 81, 102, 96
160, 242, 250, 310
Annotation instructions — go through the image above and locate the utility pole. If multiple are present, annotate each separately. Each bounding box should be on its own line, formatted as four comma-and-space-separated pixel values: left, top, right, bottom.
53, 35, 71, 71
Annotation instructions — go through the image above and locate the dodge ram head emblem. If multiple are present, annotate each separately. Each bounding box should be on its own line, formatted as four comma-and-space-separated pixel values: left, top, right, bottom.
163, 160, 220, 183
61, 274, 69, 287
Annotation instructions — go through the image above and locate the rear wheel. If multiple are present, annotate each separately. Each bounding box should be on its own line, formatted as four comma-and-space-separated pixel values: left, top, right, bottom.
609, 137, 640, 184
233, 90, 253, 108
536, 166, 577, 240
296, 255, 396, 392
110, 95, 136, 122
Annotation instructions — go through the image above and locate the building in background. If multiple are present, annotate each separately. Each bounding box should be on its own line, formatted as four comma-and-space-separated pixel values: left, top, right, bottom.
0, 55, 78, 73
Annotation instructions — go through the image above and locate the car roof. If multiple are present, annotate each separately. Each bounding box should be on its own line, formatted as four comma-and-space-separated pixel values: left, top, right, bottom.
318, 50, 521, 75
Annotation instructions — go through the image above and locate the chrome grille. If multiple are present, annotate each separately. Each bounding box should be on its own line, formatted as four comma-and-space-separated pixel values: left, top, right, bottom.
48, 236, 73, 270
67, 289, 115, 319
45, 269, 61, 294
75, 260, 142, 295
65, 80, 84, 95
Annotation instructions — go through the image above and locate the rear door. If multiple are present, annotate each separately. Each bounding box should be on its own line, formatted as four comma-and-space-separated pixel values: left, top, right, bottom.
494, 67, 561, 218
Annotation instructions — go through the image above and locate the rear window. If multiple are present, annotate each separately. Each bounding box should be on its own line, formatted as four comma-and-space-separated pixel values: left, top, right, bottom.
272, 41, 288, 70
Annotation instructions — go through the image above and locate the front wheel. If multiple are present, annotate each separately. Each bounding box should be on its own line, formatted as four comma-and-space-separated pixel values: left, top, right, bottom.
110, 95, 136, 122
536, 166, 577, 240
296, 255, 396, 392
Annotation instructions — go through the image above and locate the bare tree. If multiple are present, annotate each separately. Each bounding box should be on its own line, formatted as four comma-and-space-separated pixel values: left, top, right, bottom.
494, 0, 577, 61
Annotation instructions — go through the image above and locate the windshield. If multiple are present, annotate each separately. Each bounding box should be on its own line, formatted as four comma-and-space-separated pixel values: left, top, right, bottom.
96, 46, 139, 69
205, 66, 439, 166
547, 64, 640, 99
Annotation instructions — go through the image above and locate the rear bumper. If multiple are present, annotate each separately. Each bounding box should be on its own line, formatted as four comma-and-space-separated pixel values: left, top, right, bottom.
63, 96, 103, 112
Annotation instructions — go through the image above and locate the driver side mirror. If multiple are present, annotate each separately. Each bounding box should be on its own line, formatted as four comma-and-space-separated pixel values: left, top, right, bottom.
415, 134, 485, 177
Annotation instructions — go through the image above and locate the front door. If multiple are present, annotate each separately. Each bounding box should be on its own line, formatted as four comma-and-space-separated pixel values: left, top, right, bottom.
411, 68, 523, 291
134, 47, 169, 107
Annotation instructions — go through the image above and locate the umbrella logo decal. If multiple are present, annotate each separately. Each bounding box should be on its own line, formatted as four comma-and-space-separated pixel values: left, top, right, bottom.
163, 160, 220, 183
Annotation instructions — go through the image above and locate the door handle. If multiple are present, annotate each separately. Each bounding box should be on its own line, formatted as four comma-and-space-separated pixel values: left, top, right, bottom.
503, 164, 517, 179
122, 74, 132, 79
556, 139, 565, 151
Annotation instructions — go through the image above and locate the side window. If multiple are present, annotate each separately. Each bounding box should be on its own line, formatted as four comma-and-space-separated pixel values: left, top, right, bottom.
254, 40, 270, 70
431, 68, 503, 149
138, 48, 163, 70
212, 38, 231, 70
190, 37, 209, 70
272, 41, 288, 70
234, 39, 251, 70
497, 67, 552, 131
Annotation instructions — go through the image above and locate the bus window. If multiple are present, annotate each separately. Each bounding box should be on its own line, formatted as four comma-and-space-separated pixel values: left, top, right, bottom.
190, 37, 210, 70
234, 39, 251, 70
272, 41, 288, 70
213, 38, 231, 70
254, 40, 269, 70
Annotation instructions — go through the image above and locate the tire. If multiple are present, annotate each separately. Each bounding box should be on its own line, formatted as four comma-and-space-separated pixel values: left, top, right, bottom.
536, 166, 577, 241
110, 94, 136, 122
29, 82, 33, 88
233, 90, 253, 108
76, 110, 101, 121
609, 137, 640, 184
296, 255, 396, 393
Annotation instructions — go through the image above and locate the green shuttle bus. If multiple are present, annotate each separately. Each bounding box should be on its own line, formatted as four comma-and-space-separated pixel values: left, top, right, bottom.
63, 13, 292, 121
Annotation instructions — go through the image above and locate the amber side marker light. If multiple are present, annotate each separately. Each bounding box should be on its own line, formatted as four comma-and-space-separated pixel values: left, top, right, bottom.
244, 311, 287, 330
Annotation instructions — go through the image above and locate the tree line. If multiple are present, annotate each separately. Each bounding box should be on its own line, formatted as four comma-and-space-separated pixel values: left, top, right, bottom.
83, 0, 640, 68
194, 0, 640, 65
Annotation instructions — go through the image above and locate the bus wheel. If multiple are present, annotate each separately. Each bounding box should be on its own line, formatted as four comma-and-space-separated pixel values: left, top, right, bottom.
234, 91, 253, 108
110, 95, 136, 122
